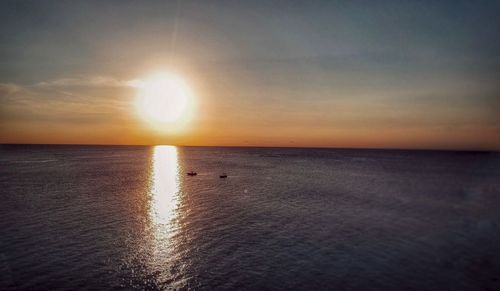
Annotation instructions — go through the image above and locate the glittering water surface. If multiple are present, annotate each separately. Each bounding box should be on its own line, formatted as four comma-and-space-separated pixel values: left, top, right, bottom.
1, 145, 500, 290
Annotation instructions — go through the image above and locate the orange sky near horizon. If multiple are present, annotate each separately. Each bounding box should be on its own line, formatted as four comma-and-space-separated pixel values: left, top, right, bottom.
1, 64, 500, 151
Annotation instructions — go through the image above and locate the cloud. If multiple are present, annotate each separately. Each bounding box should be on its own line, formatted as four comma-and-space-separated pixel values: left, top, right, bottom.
35, 76, 135, 88
0, 77, 135, 129
0, 83, 22, 95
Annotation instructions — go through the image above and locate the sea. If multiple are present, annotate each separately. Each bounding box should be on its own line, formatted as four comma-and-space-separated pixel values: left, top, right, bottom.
1, 145, 499, 290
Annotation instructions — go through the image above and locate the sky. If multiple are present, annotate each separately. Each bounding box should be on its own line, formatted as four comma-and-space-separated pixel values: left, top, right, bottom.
1, 0, 499, 150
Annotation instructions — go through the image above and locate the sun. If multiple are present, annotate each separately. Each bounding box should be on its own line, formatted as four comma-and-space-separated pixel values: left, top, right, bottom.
135, 72, 194, 131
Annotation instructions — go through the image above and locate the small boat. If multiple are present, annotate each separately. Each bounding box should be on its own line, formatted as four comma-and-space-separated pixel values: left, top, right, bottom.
219, 173, 228, 178
187, 171, 197, 176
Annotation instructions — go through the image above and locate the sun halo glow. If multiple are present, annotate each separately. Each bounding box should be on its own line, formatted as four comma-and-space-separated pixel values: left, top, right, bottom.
135, 72, 194, 132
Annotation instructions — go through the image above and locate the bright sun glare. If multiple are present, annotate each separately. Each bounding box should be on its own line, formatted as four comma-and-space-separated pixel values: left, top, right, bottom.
135, 72, 194, 131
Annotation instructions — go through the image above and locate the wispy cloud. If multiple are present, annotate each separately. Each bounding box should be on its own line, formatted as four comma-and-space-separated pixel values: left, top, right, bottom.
35, 76, 136, 88
0, 83, 22, 95
1, 76, 136, 127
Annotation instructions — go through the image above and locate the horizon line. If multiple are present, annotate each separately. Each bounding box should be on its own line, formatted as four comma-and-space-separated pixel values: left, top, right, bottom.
1, 143, 498, 153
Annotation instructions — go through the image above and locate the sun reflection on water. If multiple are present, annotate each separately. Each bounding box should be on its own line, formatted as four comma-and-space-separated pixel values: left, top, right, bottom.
149, 145, 180, 237
138, 145, 185, 286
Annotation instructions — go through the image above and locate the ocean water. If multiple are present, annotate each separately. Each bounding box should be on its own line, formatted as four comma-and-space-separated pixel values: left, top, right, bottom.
1, 145, 500, 290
